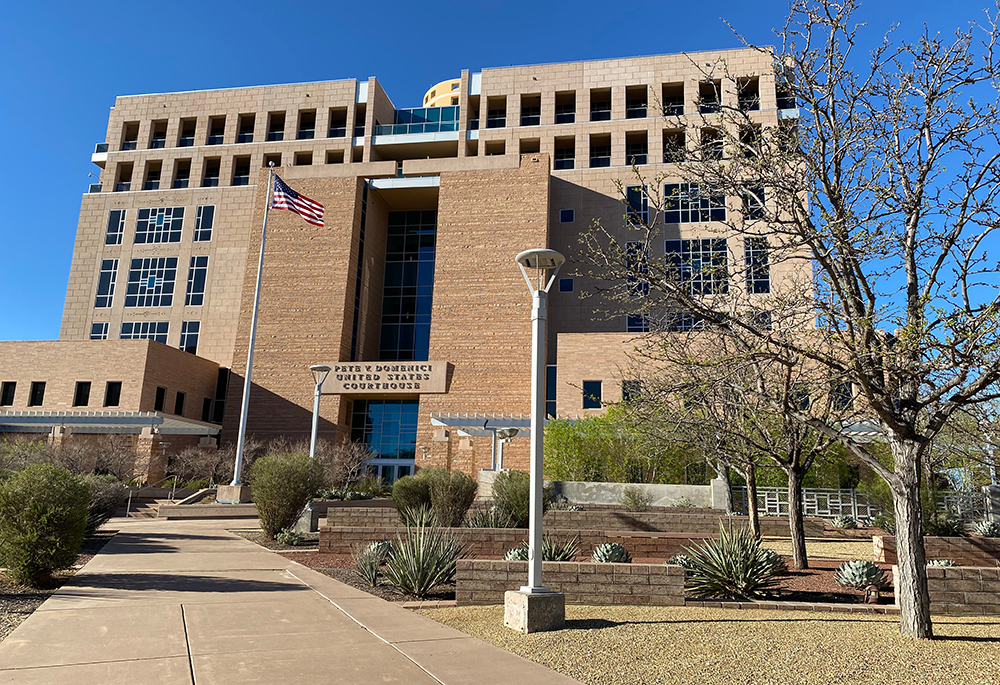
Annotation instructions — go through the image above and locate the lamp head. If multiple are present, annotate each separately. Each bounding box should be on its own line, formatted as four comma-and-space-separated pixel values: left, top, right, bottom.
310, 364, 332, 385
515, 248, 566, 294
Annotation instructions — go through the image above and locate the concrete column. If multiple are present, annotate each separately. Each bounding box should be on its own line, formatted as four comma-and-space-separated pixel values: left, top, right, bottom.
985, 485, 1000, 522
136, 427, 168, 485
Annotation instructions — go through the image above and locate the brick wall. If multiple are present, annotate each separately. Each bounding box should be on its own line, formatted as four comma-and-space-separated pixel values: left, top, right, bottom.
875, 535, 1000, 567
318, 525, 712, 559
916, 565, 1000, 616
455, 559, 686, 606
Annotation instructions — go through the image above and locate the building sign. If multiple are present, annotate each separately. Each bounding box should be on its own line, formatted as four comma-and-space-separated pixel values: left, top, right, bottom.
330, 362, 448, 394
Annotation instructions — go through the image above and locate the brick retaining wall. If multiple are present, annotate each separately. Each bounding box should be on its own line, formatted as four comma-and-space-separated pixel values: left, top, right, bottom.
318, 525, 714, 559
914, 565, 1000, 616
455, 559, 686, 606
321, 506, 823, 537
874, 535, 1000, 567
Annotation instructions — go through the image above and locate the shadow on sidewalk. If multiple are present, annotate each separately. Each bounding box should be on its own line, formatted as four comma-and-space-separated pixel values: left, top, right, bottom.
60, 572, 308, 594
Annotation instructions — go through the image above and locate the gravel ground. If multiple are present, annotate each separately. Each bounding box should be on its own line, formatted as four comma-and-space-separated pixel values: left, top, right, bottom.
764, 538, 874, 561
417, 604, 1000, 685
231, 529, 319, 551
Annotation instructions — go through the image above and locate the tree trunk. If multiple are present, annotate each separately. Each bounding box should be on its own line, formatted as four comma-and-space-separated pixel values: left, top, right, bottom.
746, 461, 760, 538
713, 460, 734, 513
787, 467, 808, 569
890, 438, 933, 639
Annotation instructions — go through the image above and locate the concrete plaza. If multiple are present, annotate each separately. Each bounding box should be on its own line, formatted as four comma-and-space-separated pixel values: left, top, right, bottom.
0, 518, 579, 684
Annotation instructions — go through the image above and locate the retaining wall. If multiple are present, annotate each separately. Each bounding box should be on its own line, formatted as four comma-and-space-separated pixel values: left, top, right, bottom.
875, 535, 1000, 567
318, 525, 714, 559
455, 559, 686, 606
909, 565, 1000, 616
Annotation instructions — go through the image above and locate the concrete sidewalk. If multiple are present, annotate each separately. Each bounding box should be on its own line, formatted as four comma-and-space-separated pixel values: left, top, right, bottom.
0, 519, 580, 684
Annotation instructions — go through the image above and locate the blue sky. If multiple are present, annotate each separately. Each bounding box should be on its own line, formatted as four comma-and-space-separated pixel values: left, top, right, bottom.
0, 0, 988, 340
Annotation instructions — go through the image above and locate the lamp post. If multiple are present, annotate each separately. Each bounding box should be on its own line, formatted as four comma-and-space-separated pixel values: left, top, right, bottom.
309, 364, 332, 460
513, 248, 564, 596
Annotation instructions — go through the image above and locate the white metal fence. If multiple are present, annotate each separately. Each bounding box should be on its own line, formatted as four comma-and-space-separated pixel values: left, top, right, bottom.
938, 492, 987, 521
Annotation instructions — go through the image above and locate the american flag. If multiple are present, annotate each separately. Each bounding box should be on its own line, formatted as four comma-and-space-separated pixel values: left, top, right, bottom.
271, 174, 324, 227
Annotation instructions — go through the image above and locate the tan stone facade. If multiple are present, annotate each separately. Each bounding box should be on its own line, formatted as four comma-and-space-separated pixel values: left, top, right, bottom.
40, 49, 807, 479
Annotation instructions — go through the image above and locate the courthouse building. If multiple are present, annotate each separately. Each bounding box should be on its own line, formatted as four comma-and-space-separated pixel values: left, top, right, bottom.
0, 49, 801, 482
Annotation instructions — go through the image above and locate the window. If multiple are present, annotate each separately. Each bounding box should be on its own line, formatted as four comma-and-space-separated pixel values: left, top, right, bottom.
154, 386, 166, 411
202, 158, 221, 187
202, 397, 213, 422
142, 161, 161, 191
558, 278, 574, 292
121, 122, 139, 151
699, 81, 721, 113
663, 183, 726, 223
740, 126, 761, 159
28, 381, 45, 407
237, 114, 255, 143
73, 381, 91, 407
625, 86, 647, 118
297, 110, 316, 139
125, 257, 177, 307
120, 321, 169, 343
520, 95, 540, 126
622, 380, 642, 402
135, 207, 184, 244
104, 381, 122, 407
115, 162, 133, 192
207, 116, 225, 145
105, 210, 125, 245
451, 97, 458, 106
379, 210, 437, 361
665, 239, 729, 295
90, 322, 109, 340
485, 97, 506, 128
626, 186, 648, 226
263, 153, 281, 168
546, 365, 557, 417
582, 380, 602, 409
626, 240, 649, 297
326, 150, 344, 164
776, 85, 797, 110
559, 209, 575, 223
665, 311, 704, 332
702, 128, 723, 160
832, 381, 854, 412
294, 151, 313, 166
149, 121, 167, 149
738, 77, 761, 111
662, 82, 684, 115
180, 321, 200, 354
0, 382, 15, 406
625, 132, 648, 165
328, 108, 348, 137
173, 159, 191, 189
663, 130, 685, 163
232, 156, 251, 185
745, 236, 770, 294
590, 135, 611, 168
748, 309, 773, 331
174, 391, 186, 416
350, 399, 419, 462
185, 256, 208, 306
554, 138, 575, 170
178, 119, 196, 147
590, 89, 611, 121
791, 384, 811, 411
743, 187, 765, 220
94, 259, 118, 308
626, 314, 649, 332
194, 205, 214, 241
555, 91, 575, 123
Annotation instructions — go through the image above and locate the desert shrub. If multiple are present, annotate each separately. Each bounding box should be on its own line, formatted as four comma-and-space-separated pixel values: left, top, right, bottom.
392, 472, 433, 522
924, 515, 965, 537
831, 515, 857, 530
0, 464, 90, 585
870, 512, 896, 535
503, 536, 580, 562
465, 506, 516, 528
547, 500, 585, 512
834, 559, 890, 590
673, 497, 696, 508
0, 436, 48, 475
82, 474, 128, 535
592, 542, 632, 564
249, 452, 324, 538
352, 474, 391, 498
491, 470, 553, 528
427, 470, 478, 527
928, 559, 958, 567
683, 523, 788, 599
275, 528, 305, 546
354, 541, 392, 587
314, 441, 373, 489
973, 520, 1000, 537
383, 523, 465, 597
620, 484, 654, 512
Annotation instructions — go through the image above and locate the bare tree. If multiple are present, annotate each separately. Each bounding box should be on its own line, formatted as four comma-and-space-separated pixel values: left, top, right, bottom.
578, 0, 1000, 638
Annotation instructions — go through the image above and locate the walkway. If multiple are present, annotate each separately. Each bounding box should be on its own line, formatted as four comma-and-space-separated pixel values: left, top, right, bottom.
0, 518, 580, 684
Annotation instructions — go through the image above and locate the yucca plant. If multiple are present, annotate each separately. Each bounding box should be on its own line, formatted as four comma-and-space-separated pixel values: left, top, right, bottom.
973, 520, 1000, 537
592, 542, 632, 564
383, 523, 465, 597
353, 540, 392, 587
928, 559, 958, 567
398, 503, 437, 528
834, 559, 889, 590
502, 536, 580, 562
464, 506, 516, 528
683, 523, 788, 599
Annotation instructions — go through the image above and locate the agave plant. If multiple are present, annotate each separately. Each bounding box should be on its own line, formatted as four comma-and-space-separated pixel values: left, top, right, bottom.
834, 559, 889, 590
464, 507, 516, 529
353, 540, 392, 587
667, 554, 696, 570
502, 536, 580, 562
973, 520, 1000, 537
831, 515, 857, 530
927, 559, 958, 567
592, 542, 632, 564
383, 524, 465, 598
683, 523, 788, 599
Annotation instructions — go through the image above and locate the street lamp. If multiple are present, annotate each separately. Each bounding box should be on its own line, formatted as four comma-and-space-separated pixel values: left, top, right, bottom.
514, 248, 564, 595
309, 364, 332, 460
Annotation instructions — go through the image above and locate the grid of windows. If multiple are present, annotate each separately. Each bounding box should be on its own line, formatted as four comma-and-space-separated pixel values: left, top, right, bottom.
90, 322, 109, 340
194, 205, 214, 241
350, 399, 419, 461
626, 314, 649, 332
185, 256, 208, 306
379, 211, 436, 362
135, 207, 184, 244
664, 184, 726, 224
180, 321, 200, 354
121, 321, 169, 343
665, 239, 729, 295
95, 259, 118, 308
105, 210, 125, 245
625, 241, 649, 297
125, 257, 177, 307
745, 237, 771, 294
665, 311, 705, 332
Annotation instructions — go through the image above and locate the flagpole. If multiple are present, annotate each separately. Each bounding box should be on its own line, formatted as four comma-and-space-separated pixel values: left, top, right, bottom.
231, 164, 274, 487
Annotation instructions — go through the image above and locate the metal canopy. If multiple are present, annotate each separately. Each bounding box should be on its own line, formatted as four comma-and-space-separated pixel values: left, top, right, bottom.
429, 412, 581, 438
0, 411, 221, 436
